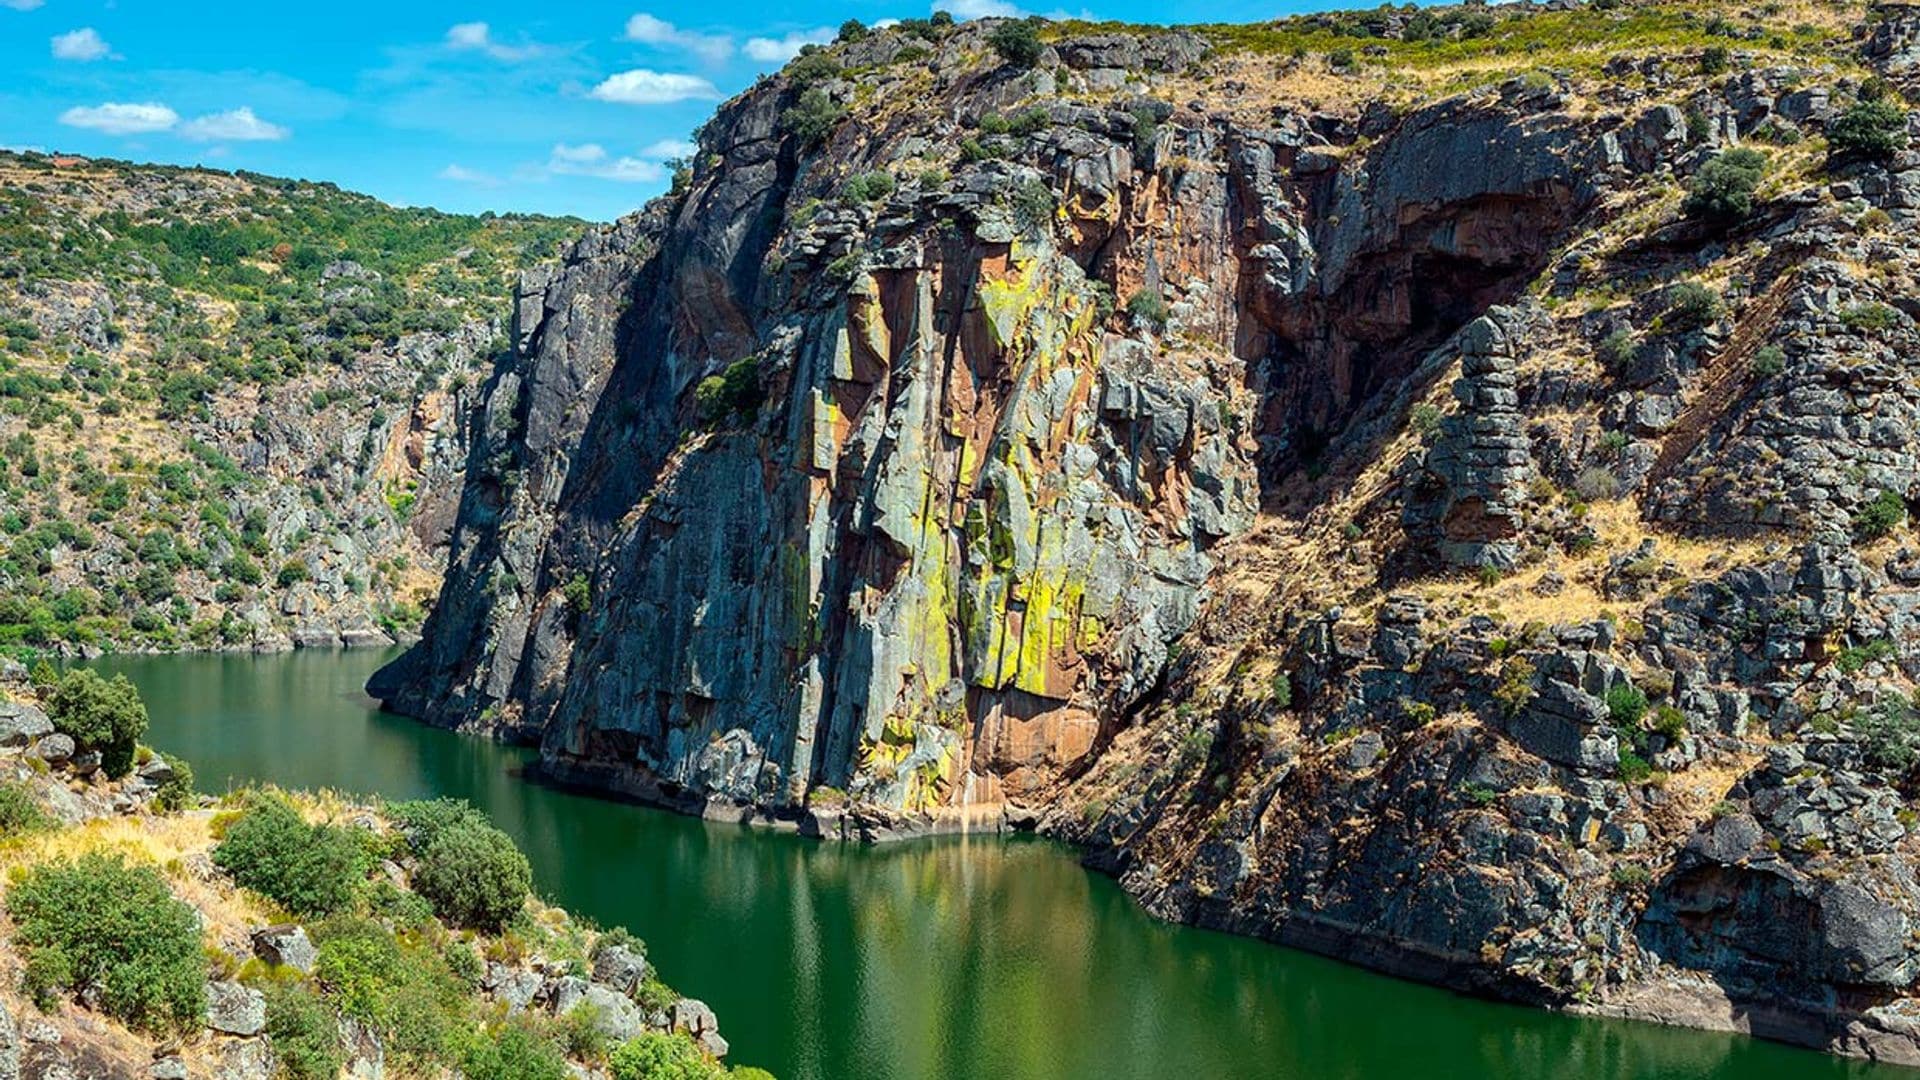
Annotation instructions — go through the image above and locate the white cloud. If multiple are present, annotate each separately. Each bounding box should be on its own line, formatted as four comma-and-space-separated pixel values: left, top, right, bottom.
58, 102, 179, 136
439, 163, 502, 186
51, 28, 112, 62
640, 138, 697, 160
3, 0, 46, 10
588, 69, 719, 106
623, 13, 733, 65
742, 28, 835, 63
546, 142, 664, 182
445, 22, 544, 62
943, 0, 1023, 17
178, 107, 290, 142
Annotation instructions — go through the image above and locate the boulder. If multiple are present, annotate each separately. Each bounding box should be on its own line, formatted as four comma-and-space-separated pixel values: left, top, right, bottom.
30, 733, 74, 766
582, 985, 645, 1042
0, 703, 51, 750
591, 943, 648, 994
252, 925, 318, 974
206, 981, 267, 1037
0, 997, 18, 1080
214, 1037, 273, 1080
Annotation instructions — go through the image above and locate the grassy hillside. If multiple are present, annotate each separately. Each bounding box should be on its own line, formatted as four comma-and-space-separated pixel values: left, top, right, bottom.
0, 152, 584, 655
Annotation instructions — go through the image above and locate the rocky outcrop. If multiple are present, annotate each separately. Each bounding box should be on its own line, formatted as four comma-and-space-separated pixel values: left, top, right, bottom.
384, 3, 1920, 1066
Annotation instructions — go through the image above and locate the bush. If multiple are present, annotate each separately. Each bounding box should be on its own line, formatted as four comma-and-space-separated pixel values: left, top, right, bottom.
1698, 45, 1730, 75
1572, 466, 1620, 502
462, 1021, 571, 1080
1596, 328, 1636, 370
1616, 749, 1653, 783
8, 852, 206, 1032
1750, 344, 1785, 376
387, 797, 486, 852
264, 983, 346, 1080
1682, 148, 1767, 225
1125, 289, 1170, 328
1606, 684, 1649, 727
840, 171, 895, 204
412, 819, 532, 930
1828, 99, 1909, 161
0, 780, 52, 837
779, 89, 845, 146
45, 667, 149, 779
692, 357, 764, 426
610, 1032, 722, 1080
1853, 491, 1908, 542
151, 752, 196, 812
1860, 696, 1920, 772
1840, 302, 1899, 332
986, 19, 1043, 67
1664, 282, 1723, 333
213, 794, 374, 916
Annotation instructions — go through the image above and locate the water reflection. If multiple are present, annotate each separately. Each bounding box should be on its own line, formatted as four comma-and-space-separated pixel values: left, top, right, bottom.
87, 649, 1915, 1080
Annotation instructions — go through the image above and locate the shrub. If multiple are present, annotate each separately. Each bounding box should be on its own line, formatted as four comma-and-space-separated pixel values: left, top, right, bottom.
1328, 47, 1356, 70
562, 574, 591, 618
1610, 863, 1652, 887
779, 89, 845, 146
1271, 670, 1292, 709
8, 852, 205, 1032
1837, 639, 1897, 675
840, 171, 895, 204
264, 983, 346, 1080
693, 357, 764, 426
387, 797, 486, 852
1841, 302, 1899, 332
213, 794, 374, 916
1682, 148, 1767, 225
1125, 289, 1170, 328
1606, 684, 1649, 727
1698, 45, 1730, 75
1750, 344, 1785, 376
1616, 749, 1653, 783
1009, 178, 1055, 234
1859, 696, 1920, 773
0, 780, 52, 837
1653, 705, 1688, 741
1572, 466, 1620, 502
1828, 99, 1909, 161
151, 752, 196, 812
1664, 282, 1723, 332
462, 1021, 571, 1080
986, 19, 1043, 68
45, 667, 148, 779
412, 819, 532, 930
1853, 491, 1907, 542
1410, 403, 1442, 437
1494, 657, 1536, 717
1596, 328, 1636, 370
610, 1032, 722, 1080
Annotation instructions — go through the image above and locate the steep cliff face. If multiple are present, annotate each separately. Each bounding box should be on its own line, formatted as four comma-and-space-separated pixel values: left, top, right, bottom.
383, 0, 1920, 1062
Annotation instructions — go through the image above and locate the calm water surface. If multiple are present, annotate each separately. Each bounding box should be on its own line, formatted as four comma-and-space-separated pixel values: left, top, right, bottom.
84, 648, 1915, 1080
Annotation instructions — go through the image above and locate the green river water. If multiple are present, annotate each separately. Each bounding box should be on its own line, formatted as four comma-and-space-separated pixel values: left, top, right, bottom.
80, 647, 1915, 1080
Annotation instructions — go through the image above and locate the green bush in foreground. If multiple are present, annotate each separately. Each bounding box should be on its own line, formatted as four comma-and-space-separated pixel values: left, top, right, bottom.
8, 851, 205, 1032
1828, 98, 1910, 161
213, 794, 374, 916
45, 667, 149, 779
461, 1020, 571, 1080
610, 1031, 723, 1080
413, 818, 533, 930
1682, 147, 1767, 226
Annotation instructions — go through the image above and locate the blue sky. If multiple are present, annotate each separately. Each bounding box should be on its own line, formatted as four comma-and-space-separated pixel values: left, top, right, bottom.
2, 0, 1308, 221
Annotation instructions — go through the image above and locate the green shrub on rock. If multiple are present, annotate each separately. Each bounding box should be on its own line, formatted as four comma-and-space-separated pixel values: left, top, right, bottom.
462, 1020, 571, 1080
1853, 491, 1908, 543
1682, 148, 1767, 226
45, 667, 148, 778
610, 1031, 723, 1080
987, 19, 1044, 68
8, 851, 206, 1032
1828, 98, 1910, 161
413, 817, 533, 930
213, 794, 374, 916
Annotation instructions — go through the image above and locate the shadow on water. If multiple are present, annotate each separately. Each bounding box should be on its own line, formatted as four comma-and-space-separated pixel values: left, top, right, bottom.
80, 648, 1916, 1080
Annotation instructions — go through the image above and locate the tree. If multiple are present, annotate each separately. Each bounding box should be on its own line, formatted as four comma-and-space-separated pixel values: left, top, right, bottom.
1828, 98, 1909, 161
779, 89, 845, 146
46, 667, 149, 778
1682, 148, 1767, 226
412, 819, 532, 930
609, 1032, 721, 1080
987, 19, 1044, 67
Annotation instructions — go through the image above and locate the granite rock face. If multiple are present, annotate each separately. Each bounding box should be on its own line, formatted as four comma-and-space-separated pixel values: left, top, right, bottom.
385, 7, 1920, 1066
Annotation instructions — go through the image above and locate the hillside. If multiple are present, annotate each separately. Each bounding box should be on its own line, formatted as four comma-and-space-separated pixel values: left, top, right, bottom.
367, 0, 1920, 1064
0, 153, 582, 655
0, 666, 754, 1079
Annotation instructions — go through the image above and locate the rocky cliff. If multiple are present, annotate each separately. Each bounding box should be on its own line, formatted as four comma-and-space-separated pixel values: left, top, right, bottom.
379, 0, 1920, 1062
